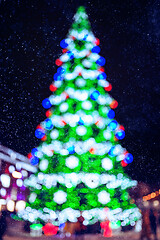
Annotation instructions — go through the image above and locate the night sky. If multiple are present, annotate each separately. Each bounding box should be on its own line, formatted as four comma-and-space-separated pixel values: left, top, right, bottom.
0, 0, 160, 186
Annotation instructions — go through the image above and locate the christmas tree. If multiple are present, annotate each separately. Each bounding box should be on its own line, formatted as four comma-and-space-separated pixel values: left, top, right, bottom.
19, 6, 140, 228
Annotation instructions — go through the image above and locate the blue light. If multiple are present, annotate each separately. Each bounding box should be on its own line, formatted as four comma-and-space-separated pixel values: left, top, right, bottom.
83, 34, 88, 41
97, 72, 107, 80
32, 148, 38, 155
44, 118, 53, 130
108, 146, 116, 157
42, 98, 52, 109
124, 153, 133, 164
57, 67, 65, 74
78, 117, 84, 125
30, 156, 39, 165
60, 39, 68, 48
108, 120, 118, 131
91, 46, 100, 53
96, 57, 106, 66
35, 129, 45, 139
90, 90, 100, 101
67, 146, 75, 154
67, 51, 74, 59
53, 73, 64, 81
115, 130, 125, 140
107, 110, 115, 119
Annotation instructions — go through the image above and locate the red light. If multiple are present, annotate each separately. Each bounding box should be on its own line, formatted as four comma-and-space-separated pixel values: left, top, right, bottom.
110, 100, 118, 109
118, 125, 125, 131
41, 136, 47, 141
104, 83, 112, 92
95, 38, 100, 45
78, 72, 82, 76
61, 120, 67, 125
46, 110, 52, 118
62, 48, 68, 53
121, 160, 128, 167
98, 67, 105, 72
71, 36, 76, 40
36, 124, 43, 130
49, 84, 57, 92
55, 59, 62, 66
27, 153, 32, 159
42, 223, 58, 236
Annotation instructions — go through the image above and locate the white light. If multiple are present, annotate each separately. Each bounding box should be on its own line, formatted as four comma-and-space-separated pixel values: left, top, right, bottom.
153, 200, 159, 207
21, 170, 28, 178
16, 200, 26, 212
29, 193, 37, 203
0, 174, 10, 188
103, 130, 111, 140
85, 174, 99, 188
82, 101, 92, 110
16, 162, 22, 170
9, 165, 15, 173
16, 179, 23, 187
10, 152, 16, 160
66, 156, 79, 169
7, 200, 15, 212
0, 188, 6, 197
39, 159, 49, 171
98, 191, 110, 204
102, 158, 113, 170
75, 78, 86, 87
59, 102, 68, 112
50, 129, 59, 139
76, 126, 87, 136
53, 190, 67, 204
12, 171, 22, 179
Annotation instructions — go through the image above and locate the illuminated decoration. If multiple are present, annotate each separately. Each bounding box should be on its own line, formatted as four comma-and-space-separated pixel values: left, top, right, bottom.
98, 191, 110, 204
102, 158, 113, 170
19, 6, 139, 228
42, 98, 52, 109
30, 224, 43, 237
66, 156, 79, 169
143, 189, 160, 202
7, 200, 15, 212
39, 159, 49, 171
42, 223, 59, 236
16, 200, 26, 211
53, 190, 67, 204
90, 90, 100, 100
100, 220, 112, 237
0, 174, 10, 188
12, 171, 22, 179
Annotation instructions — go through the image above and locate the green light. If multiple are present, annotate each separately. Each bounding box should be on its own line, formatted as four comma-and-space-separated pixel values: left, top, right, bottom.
30, 224, 43, 230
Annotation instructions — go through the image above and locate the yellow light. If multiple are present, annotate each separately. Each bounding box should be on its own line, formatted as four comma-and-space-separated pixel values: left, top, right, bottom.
151, 193, 156, 198
12, 171, 22, 179
16, 200, 26, 212
7, 200, 15, 212
153, 200, 159, 207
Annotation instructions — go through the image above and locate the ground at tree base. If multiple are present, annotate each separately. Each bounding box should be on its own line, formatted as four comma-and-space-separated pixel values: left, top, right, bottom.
3, 231, 160, 240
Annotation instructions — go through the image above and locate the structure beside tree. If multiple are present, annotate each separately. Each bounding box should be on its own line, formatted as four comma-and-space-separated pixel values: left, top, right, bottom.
18, 6, 140, 229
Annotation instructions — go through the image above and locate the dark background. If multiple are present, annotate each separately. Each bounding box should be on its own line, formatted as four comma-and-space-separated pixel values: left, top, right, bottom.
0, 0, 160, 186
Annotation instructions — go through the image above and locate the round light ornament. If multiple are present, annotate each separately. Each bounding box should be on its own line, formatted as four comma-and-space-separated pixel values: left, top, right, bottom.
85, 174, 99, 188
65, 156, 79, 169
53, 190, 67, 204
59, 102, 68, 112
103, 130, 112, 140
39, 159, 49, 171
102, 158, 113, 170
82, 101, 92, 110
50, 129, 59, 139
75, 78, 86, 87
76, 126, 87, 136
98, 191, 110, 204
